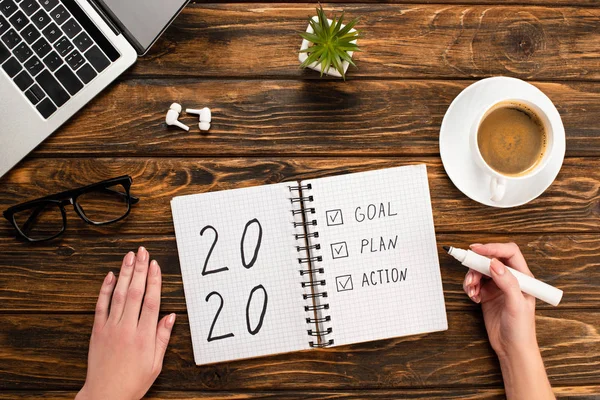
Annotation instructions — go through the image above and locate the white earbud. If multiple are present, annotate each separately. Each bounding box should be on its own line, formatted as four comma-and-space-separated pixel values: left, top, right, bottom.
186, 107, 211, 131
165, 103, 189, 131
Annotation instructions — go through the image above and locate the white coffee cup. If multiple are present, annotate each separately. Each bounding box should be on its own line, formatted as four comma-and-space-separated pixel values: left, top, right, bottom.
470, 99, 554, 202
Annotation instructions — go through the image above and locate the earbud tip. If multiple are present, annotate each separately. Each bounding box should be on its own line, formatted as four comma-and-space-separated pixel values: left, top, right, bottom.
199, 122, 211, 131
170, 103, 182, 113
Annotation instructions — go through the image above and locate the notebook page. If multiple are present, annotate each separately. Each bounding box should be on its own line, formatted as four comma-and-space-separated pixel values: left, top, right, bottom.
304, 165, 447, 347
171, 182, 308, 365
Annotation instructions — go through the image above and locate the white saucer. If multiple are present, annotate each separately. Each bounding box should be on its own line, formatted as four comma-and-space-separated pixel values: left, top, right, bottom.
439, 77, 566, 208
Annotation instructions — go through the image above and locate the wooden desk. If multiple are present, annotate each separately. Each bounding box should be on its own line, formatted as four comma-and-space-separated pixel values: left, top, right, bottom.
1, 2, 599, 399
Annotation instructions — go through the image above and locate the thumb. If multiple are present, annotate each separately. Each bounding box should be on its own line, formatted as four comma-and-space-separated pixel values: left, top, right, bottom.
489, 258, 523, 311
154, 313, 176, 373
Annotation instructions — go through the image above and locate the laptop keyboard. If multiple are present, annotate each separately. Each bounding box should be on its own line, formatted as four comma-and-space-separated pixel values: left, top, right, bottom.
0, 0, 120, 119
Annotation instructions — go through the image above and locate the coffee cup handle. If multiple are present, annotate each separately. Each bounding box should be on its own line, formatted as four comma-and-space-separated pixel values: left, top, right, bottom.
490, 176, 506, 202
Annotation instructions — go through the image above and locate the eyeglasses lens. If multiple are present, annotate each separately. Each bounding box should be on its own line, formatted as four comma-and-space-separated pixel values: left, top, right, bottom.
76, 184, 130, 223
13, 202, 64, 240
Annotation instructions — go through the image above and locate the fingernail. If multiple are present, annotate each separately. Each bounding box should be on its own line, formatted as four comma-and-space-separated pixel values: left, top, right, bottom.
105, 271, 114, 284
151, 260, 159, 276
138, 246, 147, 261
469, 288, 475, 297
466, 272, 472, 286
469, 243, 482, 249
491, 259, 505, 275
167, 313, 176, 328
473, 295, 481, 304
125, 251, 135, 266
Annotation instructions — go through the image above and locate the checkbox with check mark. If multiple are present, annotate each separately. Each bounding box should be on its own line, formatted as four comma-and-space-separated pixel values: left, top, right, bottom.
335, 274, 353, 292
325, 209, 344, 226
330, 241, 349, 259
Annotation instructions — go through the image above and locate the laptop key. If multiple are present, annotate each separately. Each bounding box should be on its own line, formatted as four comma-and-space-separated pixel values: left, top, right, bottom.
0, 15, 7, 35
12, 41, 31, 61
31, 8, 50, 29
75, 62, 95, 83
73, 31, 91, 52
0, 0, 17, 17
53, 36, 71, 56
8, 9, 26, 30
49, 4, 68, 25
0, 40, 9, 63
36, 69, 69, 106
36, 97, 56, 118
55, 64, 81, 95
1, 55, 21, 76
25, 84, 43, 104
61, 18, 80, 38
1, 27, 20, 48
24, 54, 42, 75
42, 49, 61, 71
39, 0, 57, 12
21, 23, 39, 43
31, 36, 50, 57
42, 22, 60, 43
13, 69, 33, 90
84, 45, 109, 72
18, 0, 38, 16
65, 48, 83, 69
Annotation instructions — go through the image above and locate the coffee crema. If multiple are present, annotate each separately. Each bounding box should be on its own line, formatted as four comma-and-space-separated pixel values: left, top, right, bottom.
477, 102, 547, 177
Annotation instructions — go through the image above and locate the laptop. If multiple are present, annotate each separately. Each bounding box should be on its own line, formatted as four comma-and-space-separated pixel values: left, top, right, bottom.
0, 0, 189, 178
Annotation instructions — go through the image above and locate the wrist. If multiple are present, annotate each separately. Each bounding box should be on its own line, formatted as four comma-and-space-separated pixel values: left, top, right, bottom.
498, 344, 554, 400
76, 385, 92, 400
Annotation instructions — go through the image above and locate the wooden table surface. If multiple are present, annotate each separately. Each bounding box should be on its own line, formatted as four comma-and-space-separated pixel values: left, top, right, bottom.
1, 1, 599, 399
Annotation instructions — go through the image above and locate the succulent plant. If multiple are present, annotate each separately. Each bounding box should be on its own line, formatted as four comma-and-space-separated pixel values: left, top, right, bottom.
299, 5, 361, 79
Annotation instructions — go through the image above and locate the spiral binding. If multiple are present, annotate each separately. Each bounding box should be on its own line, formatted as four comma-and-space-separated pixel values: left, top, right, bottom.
289, 182, 334, 349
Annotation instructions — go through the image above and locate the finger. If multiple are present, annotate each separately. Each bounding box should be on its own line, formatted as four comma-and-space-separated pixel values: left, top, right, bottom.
470, 243, 534, 277
153, 313, 176, 373
108, 251, 136, 322
93, 271, 116, 331
489, 258, 523, 311
463, 269, 484, 299
122, 246, 150, 325
139, 260, 162, 332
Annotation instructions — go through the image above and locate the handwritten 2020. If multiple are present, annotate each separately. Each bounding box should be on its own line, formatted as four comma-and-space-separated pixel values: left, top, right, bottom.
199, 218, 268, 343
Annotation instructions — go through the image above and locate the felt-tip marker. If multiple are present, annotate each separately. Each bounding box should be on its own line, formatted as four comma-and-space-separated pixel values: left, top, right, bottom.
443, 246, 563, 306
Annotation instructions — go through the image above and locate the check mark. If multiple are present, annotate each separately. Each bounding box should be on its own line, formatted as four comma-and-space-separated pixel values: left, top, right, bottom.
336, 274, 353, 292
325, 209, 344, 226
330, 241, 349, 259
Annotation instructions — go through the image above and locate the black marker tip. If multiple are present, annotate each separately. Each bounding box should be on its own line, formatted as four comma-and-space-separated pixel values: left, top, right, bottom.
442, 246, 450, 252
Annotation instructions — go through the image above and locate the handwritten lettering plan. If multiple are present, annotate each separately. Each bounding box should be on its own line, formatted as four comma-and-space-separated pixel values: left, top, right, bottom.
171, 164, 447, 365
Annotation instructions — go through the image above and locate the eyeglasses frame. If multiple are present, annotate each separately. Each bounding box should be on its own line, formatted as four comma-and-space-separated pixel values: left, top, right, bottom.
3, 175, 140, 242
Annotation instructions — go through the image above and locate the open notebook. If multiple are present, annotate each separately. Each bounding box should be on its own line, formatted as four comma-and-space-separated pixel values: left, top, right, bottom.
171, 165, 447, 365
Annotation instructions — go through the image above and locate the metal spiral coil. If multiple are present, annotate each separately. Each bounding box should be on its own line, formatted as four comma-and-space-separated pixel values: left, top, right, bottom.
289, 183, 334, 349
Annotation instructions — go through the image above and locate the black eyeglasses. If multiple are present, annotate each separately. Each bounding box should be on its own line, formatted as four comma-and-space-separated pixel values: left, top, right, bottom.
3, 175, 139, 242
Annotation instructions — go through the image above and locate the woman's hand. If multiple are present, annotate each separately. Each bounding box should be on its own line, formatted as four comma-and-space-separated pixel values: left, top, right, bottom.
463, 242, 554, 400
77, 247, 176, 400
463, 242, 537, 358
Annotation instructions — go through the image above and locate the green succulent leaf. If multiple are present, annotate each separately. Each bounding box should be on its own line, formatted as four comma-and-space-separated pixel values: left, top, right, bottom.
299, 4, 362, 79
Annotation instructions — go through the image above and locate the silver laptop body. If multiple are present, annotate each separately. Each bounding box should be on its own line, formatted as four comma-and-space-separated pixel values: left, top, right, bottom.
0, 0, 188, 178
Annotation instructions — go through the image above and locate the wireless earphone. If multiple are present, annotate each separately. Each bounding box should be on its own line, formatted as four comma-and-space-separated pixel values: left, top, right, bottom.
165, 103, 190, 131
187, 107, 211, 131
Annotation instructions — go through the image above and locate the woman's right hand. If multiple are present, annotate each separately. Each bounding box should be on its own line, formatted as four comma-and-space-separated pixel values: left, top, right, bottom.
463, 242, 537, 359
463, 242, 554, 400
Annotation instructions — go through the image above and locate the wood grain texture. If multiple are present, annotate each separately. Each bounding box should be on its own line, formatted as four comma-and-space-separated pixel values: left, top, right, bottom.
1, 158, 599, 235
126, 4, 600, 80
25, 80, 600, 157
0, 233, 597, 312
2, 386, 600, 399
0, 311, 598, 390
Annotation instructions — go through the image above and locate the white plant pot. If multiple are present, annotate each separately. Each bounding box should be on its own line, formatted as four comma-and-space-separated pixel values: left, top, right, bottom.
298, 16, 357, 78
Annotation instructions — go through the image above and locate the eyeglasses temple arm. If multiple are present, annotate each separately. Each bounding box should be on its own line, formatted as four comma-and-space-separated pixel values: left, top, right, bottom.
21, 203, 47, 234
